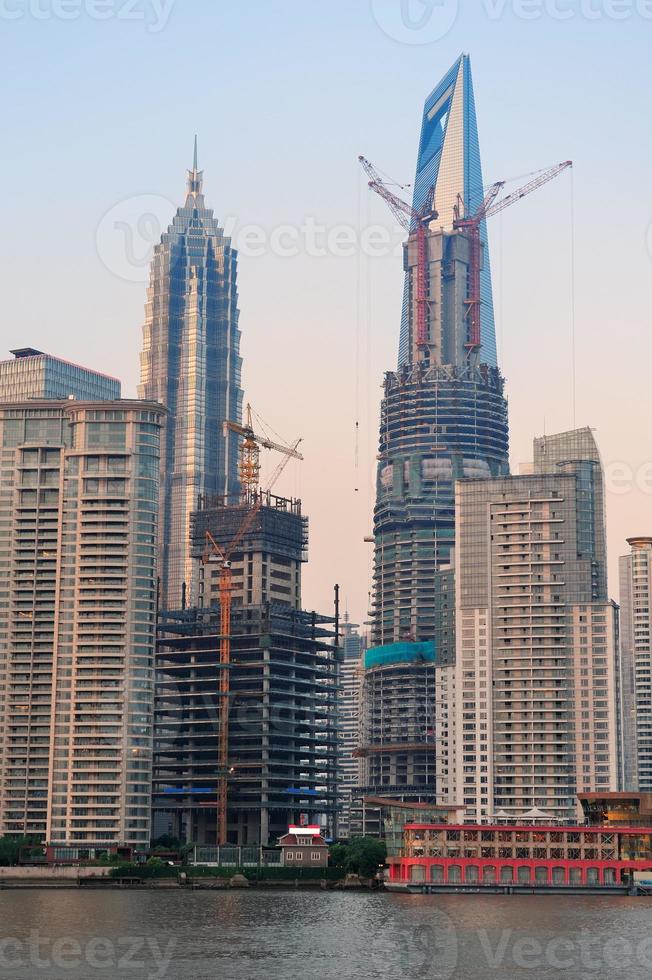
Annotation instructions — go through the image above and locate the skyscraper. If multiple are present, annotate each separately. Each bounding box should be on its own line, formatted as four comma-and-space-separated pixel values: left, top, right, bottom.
397, 53, 497, 369
453, 428, 619, 823
619, 536, 652, 791
372, 54, 509, 647
139, 140, 243, 610
0, 399, 164, 847
364, 56, 509, 811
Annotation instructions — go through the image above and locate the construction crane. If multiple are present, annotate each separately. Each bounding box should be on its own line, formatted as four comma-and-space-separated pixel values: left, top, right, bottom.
202, 412, 302, 844
359, 155, 438, 354
360, 154, 572, 361
453, 160, 573, 357
224, 403, 304, 495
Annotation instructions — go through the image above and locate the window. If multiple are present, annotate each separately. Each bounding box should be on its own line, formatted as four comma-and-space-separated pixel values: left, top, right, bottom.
311, 852, 321, 861
285, 851, 293, 860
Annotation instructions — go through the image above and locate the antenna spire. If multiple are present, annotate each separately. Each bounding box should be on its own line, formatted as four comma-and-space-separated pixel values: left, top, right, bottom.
186, 135, 203, 199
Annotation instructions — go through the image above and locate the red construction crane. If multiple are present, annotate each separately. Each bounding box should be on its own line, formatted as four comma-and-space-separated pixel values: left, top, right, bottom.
453, 160, 573, 356
359, 155, 437, 353
202, 421, 302, 844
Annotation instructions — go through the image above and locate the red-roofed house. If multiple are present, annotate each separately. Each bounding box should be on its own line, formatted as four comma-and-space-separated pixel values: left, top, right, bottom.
278, 826, 329, 868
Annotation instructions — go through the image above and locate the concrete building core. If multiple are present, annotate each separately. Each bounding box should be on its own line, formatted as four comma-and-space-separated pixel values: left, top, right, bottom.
192, 492, 307, 611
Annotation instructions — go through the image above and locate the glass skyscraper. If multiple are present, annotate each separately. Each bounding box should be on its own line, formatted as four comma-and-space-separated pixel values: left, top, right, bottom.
139, 141, 243, 610
0, 348, 120, 402
363, 55, 510, 814
372, 55, 509, 648
398, 54, 497, 369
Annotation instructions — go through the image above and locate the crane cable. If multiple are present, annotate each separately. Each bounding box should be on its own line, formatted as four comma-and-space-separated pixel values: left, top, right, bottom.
569, 165, 577, 430
354, 163, 362, 491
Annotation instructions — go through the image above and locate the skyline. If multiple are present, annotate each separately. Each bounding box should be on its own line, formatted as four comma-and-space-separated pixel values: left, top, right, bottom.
3, 3, 652, 625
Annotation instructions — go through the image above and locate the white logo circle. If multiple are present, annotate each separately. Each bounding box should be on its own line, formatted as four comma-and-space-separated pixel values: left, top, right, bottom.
370, 0, 459, 44
96, 194, 175, 283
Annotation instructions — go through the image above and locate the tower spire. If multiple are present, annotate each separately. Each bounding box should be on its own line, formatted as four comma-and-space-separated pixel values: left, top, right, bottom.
186, 134, 203, 200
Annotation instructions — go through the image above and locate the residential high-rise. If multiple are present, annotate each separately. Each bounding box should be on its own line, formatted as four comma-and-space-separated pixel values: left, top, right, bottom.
0, 399, 164, 847
453, 428, 619, 823
0, 348, 120, 402
139, 140, 243, 610
619, 536, 652, 791
336, 616, 364, 839
365, 55, 509, 812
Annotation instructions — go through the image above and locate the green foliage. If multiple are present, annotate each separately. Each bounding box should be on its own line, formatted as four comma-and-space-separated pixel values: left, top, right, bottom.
329, 843, 348, 870
329, 837, 387, 878
110, 863, 343, 881
146, 856, 165, 867
109, 863, 177, 879
0, 835, 42, 867
151, 834, 182, 851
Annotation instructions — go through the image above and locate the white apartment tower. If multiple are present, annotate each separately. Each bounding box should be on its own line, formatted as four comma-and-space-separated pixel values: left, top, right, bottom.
619, 536, 652, 791
0, 400, 164, 848
453, 429, 619, 823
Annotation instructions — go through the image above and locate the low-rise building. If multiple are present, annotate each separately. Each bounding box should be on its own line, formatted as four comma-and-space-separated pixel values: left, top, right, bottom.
279, 826, 329, 868
387, 821, 652, 891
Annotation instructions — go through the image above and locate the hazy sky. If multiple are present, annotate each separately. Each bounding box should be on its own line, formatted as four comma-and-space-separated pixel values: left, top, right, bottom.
3, 1, 652, 627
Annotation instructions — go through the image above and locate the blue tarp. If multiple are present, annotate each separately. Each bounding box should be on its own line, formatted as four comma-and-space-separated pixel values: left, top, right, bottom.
364, 641, 436, 670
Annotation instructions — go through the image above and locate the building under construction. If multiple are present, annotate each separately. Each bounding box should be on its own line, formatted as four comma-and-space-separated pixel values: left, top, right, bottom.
192, 491, 307, 611
152, 489, 339, 846
360, 55, 570, 821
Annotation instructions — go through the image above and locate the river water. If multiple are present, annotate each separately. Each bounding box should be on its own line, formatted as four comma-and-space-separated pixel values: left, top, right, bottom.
0, 889, 650, 979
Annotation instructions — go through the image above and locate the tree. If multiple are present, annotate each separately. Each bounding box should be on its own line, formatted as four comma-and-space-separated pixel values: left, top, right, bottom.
346, 836, 387, 878
329, 837, 387, 878
151, 834, 181, 851
329, 843, 348, 870
0, 835, 42, 867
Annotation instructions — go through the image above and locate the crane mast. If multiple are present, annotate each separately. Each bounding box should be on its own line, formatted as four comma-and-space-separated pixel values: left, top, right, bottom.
359, 155, 437, 356
453, 160, 573, 357
203, 412, 302, 844
360, 153, 572, 362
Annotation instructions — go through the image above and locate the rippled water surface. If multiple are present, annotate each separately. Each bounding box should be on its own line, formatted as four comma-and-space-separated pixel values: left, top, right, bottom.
0, 889, 650, 978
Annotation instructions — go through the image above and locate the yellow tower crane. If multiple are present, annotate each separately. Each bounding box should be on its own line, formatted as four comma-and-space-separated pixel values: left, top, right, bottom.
202, 406, 303, 844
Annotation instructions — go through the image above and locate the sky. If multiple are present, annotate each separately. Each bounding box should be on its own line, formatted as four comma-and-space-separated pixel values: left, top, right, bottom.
2, 0, 652, 628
